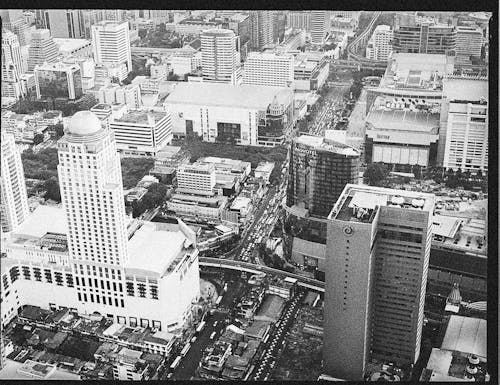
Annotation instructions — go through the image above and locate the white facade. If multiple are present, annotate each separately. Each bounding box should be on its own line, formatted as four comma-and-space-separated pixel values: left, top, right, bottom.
201, 29, 238, 84
98, 84, 142, 110
2, 29, 24, 79
177, 164, 216, 196
287, 11, 311, 31
366, 25, 393, 61
455, 27, 483, 63
27, 29, 61, 72
243, 52, 294, 88
442, 79, 488, 173
91, 21, 132, 77
310, 11, 329, 45
0, 133, 30, 233
109, 111, 172, 156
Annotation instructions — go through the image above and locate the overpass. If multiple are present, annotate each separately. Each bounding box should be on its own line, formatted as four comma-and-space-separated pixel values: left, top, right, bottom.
199, 257, 325, 293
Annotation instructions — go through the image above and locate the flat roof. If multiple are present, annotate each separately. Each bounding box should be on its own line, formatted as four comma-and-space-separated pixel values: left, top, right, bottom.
165, 82, 292, 110
432, 215, 461, 238
126, 222, 186, 275
53, 38, 91, 52
230, 196, 252, 210
13, 205, 67, 238
441, 316, 486, 358
113, 110, 167, 125
443, 78, 488, 102
366, 107, 440, 133
295, 135, 360, 157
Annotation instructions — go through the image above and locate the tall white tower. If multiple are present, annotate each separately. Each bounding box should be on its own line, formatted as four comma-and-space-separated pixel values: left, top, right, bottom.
2, 29, 24, 78
201, 29, 238, 84
91, 21, 132, 75
1, 132, 30, 233
310, 11, 329, 45
57, 111, 129, 311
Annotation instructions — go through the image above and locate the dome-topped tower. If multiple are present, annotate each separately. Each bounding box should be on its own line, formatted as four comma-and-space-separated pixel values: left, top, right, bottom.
67, 111, 102, 136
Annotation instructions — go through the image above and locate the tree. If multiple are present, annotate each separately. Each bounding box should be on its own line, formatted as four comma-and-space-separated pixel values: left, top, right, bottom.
364, 163, 389, 186
33, 134, 45, 145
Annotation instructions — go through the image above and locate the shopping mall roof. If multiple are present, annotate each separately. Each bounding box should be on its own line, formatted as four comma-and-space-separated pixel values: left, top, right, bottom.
441, 315, 486, 359
126, 221, 187, 276
366, 106, 440, 133
165, 82, 292, 110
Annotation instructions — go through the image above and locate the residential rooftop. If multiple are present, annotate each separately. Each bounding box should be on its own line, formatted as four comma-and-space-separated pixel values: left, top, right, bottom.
165, 82, 293, 110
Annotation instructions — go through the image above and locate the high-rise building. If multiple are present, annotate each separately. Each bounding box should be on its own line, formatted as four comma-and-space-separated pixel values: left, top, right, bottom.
365, 25, 393, 61
287, 11, 311, 31
34, 61, 83, 100
201, 29, 238, 84
441, 78, 488, 173
243, 52, 294, 88
393, 14, 456, 54
27, 29, 61, 72
287, 135, 360, 218
249, 11, 274, 50
2, 29, 26, 100
1, 132, 30, 233
91, 21, 132, 80
310, 11, 329, 45
177, 163, 217, 196
324, 184, 434, 380
0, 9, 30, 46
455, 26, 483, 63
44, 10, 84, 38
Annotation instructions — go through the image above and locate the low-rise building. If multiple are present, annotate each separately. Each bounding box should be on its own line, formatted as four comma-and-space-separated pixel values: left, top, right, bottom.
293, 52, 329, 91
254, 162, 275, 184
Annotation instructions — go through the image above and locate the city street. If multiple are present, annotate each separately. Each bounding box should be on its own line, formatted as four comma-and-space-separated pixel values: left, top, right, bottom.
309, 85, 350, 136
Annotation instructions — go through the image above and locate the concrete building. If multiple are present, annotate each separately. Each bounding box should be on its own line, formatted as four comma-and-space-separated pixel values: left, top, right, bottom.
164, 82, 294, 147
27, 29, 61, 72
293, 52, 330, 91
43, 10, 85, 39
455, 26, 483, 64
91, 21, 132, 80
0, 133, 30, 233
201, 29, 239, 85
109, 110, 173, 156
2, 29, 26, 100
53, 38, 92, 58
243, 52, 294, 88
177, 163, 217, 197
287, 11, 311, 31
365, 25, 393, 61
393, 14, 456, 55
310, 11, 329, 45
324, 184, 434, 379
98, 84, 142, 110
249, 11, 274, 50
364, 96, 440, 169
34, 61, 83, 100
0, 9, 30, 46
441, 78, 488, 173
1, 111, 200, 332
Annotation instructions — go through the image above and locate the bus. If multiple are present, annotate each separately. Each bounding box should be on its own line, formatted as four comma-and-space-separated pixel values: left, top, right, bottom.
170, 356, 182, 370
180, 343, 191, 357
209, 331, 216, 340
215, 296, 223, 305
223, 283, 228, 292
196, 321, 206, 333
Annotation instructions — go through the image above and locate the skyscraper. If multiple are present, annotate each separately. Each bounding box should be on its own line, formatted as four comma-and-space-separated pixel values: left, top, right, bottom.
2, 29, 26, 99
249, 11, 274, 50
287, 135, 360, 218
455, 26, 483, 63
27, 29, 61, 72
44, 9, 84, 38
0, 9, 30, 46
91, 21, 132, 80
365, 25, 393, 61
310, 11, 329, 45
1, 132, 30, 233
201, 29, 239, 84
324, 184, 434, 380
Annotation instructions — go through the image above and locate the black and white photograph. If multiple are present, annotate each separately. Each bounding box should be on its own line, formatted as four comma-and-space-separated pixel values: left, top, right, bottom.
0, 4, 496, 382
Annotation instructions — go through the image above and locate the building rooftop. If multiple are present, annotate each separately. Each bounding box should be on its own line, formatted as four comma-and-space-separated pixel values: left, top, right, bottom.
255, 294, 285, 323
165, 82, 292, 110
432, 215, 486, 254
125, 221, 189, 276
295, 135, 360, 157
441, 316, 486, 359
443, 78, 488, 103
12, 205, 67, 238
331, 184, 434, 223
366, 106, 440, 134
113, 110, 167, 125
230, 196, 252, 211
53, 38, 90, 52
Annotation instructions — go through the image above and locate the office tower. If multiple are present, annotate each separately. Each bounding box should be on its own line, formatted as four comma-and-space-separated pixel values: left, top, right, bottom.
177, 164, 217, 196
44, 9, 84, 38
273, 11, 287, 43
0, 9, 30, 46
249, 11, 274, 50
104, 9, 126, 22
393, 14, 456, 54
2, 28, 24, 76
27, 29, 61, 72
201, 29, 238, 84
324, 184, 434, 380
91, 21, 132, 80
441, 78, 488, 173
34, 61, 83, 100
287, 135, 360, 218
287, 11, 311, 31
243, 52, 294, 88
1, 132, 30, 233
455, 26, 483, 63
365, 25, 393, 61
310, 11, 329, 45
